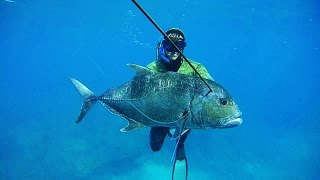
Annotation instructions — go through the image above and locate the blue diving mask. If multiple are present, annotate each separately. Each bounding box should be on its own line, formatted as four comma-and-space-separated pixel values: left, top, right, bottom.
162, 39, 187, 52
157, 39, 187, 64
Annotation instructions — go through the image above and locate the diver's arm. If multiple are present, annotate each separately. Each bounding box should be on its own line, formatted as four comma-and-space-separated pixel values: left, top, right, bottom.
146, 61, 158, 71
195, 63, 214, 81
184, 59, 214, 81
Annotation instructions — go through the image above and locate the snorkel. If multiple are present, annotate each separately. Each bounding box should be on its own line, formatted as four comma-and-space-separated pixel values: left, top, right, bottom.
157, 42, 172, 63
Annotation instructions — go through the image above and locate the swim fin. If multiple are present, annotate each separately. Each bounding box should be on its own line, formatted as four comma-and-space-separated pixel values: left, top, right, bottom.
172, 143, 188, 180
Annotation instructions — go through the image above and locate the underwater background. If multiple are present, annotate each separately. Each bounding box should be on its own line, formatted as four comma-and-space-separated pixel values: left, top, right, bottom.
1, 0, 319, 179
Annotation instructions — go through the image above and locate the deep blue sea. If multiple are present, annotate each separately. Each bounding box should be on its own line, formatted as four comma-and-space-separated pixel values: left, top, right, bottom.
1, 0, 319, 179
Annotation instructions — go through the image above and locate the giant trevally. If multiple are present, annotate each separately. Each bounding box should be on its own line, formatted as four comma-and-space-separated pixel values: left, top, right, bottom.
69, 64, 242, 132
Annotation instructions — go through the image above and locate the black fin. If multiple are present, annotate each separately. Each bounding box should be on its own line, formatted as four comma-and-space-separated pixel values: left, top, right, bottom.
171, 129, 190, 180
172, 143, 188, 180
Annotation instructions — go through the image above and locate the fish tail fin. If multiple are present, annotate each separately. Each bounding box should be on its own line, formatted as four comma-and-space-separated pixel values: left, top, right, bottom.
69, 77, 98, 123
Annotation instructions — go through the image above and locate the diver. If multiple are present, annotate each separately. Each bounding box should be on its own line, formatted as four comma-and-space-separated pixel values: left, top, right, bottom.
147, 28, 214, 180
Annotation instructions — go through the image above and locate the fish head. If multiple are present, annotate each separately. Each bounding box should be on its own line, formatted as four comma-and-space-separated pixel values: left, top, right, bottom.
192, 81, 242, 129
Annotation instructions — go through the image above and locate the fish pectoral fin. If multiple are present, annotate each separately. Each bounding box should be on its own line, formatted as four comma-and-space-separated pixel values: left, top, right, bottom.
120, 119, 146, 132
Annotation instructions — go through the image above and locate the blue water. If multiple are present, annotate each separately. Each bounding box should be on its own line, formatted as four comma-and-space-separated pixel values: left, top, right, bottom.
1, 0, 319, 179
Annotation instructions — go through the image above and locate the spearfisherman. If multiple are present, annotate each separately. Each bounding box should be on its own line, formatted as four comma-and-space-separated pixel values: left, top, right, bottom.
147, 28, 214, 180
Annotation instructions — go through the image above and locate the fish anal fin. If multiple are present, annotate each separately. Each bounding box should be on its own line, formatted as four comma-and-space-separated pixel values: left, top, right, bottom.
120, 119, 146, 132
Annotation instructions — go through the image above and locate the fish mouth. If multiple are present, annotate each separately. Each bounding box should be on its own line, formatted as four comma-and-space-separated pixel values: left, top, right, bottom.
218, 112, 242, 128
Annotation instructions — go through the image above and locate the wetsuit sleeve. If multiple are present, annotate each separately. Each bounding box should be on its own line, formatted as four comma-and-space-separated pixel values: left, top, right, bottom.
195, 63, 214, 81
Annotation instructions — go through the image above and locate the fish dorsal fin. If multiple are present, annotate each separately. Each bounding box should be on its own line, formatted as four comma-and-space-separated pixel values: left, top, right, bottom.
120, 119, 146, 132
127, 64, 152, 76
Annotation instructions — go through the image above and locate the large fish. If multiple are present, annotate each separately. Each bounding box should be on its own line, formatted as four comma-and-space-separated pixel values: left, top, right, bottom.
70, 64, 242, 133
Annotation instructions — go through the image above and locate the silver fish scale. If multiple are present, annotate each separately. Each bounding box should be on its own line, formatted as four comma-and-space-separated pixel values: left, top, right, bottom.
99, 72, 198, 127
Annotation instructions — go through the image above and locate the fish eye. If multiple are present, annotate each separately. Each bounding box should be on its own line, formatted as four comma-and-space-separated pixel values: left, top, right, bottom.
219, 98, 228, 106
